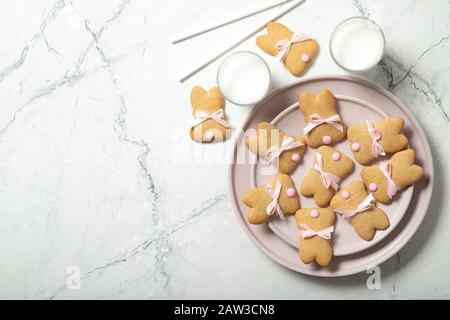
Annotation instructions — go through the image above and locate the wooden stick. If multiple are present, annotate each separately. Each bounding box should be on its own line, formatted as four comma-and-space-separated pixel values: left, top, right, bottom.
178, 0, 305, 83
171, 0, 293, 44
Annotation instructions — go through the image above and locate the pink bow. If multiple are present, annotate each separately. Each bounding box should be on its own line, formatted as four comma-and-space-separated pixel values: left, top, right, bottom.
192, 109, 232, 128
275, 32, 314, 61
266, 180, 285, 219
313, 153, 341, 191
266, 135, 304, 163
367, 120, 385, 158
334, 193, 375, 219
298, 224, 334, 240
378, 162, 400, 199
303, 113, 344, 136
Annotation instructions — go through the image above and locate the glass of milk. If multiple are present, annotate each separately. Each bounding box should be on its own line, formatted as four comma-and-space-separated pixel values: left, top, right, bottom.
330, 17, 385, 73
217, 51, 271, 106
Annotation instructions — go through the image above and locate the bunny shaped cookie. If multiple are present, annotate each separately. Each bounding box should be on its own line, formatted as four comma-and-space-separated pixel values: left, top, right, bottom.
245, 122, 306, 174
256, 22, 318, 76
347, 117, 409, 165
299, 89, 347, 148
190, 86, 231, 143
295, 208, 336, 267
330, 181, 390, 241
300, 146, 354, 207
243, 174, 300, 225
361, 149, 424, 204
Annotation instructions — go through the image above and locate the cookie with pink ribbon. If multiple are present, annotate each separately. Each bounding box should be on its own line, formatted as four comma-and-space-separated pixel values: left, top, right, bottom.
347, 117, 409, 165
300, 146, 354, 207
256, 22, 318, 76
245, 122, 306, 174
361, 149, 424, 204
295, 208, 336, 267
330, 181, 389, 241
190, 86, 232, 143
243, 174, 301, 225
299, 89, 347, 148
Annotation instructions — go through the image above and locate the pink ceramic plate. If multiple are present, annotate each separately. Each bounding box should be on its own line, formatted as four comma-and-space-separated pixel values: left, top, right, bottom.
229, 75, 433, 277
264, 95, 413, 256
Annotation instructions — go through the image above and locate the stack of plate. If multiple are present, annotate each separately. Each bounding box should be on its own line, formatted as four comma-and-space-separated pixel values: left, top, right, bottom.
228, 75, 433, 277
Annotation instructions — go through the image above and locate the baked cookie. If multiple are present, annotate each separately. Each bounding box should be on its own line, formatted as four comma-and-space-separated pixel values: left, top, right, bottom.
300, 146, 354, 207
330, 181, 389, 241
295, 208, 335, 267
299, 89, 346, 148
190, 86, 231, 143
361, 149, 424, 204
245, 122, 306, 174
347, 117, 409, 165
243, 174, 301, 225
256, 21, 318, 76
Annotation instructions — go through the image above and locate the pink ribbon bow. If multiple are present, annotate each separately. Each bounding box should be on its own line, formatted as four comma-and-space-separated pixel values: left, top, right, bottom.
367, 120, 385, 158
303, 113, 344, 136
298, 224, 334, 240
313, 153, 341, 191
275, 32, 314, 61
333, 193, 375, 219
266, 135, 304, 163
192, 109, 232, 128
378, 162, 400, 199
266, 180, 285, 220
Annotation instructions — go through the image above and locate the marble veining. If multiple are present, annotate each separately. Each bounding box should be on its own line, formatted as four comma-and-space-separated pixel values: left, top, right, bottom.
0, 0, 449, 299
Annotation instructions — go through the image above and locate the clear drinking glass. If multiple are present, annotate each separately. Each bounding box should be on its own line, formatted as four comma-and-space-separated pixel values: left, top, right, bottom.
330, 16, 385, 73
217, 51, 271, 106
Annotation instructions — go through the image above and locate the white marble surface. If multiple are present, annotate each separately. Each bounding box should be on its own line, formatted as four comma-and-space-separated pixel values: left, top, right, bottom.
0, 0, 449, 299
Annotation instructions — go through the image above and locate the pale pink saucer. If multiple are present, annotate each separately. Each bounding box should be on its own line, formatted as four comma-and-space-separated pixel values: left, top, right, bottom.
228, 75, 433, 277
264, 95, 413, 256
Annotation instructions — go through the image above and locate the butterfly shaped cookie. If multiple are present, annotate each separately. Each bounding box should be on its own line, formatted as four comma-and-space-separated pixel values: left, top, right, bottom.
299, 89, 347, 148
243, 174, 300, 225
361, 149, 424, 204
347, 117, 409, 165
245, 122, 306, 174
190, 86, 231, 143
295, 208, 336, 267
256, 22, 318, 76
300, 146, 354, 207
330, 181, 389, 241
